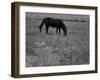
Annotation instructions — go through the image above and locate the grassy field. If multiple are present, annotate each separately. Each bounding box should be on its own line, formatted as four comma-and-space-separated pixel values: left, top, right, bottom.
26, 13, 89, 67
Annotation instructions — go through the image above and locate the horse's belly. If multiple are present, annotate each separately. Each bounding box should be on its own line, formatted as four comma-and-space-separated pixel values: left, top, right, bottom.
50, 26, 56, 28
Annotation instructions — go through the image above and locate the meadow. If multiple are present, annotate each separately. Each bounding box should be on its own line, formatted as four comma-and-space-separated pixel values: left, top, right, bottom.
26, 13, 89, 67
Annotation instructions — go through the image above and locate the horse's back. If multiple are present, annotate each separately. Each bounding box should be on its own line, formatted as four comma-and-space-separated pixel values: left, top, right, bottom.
44, 17, 57, 26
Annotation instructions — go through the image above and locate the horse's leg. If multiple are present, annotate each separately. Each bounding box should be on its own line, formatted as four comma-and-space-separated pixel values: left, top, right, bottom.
56, 27, 58, 34
58, 27, 61, 34
46, 26, 49, 34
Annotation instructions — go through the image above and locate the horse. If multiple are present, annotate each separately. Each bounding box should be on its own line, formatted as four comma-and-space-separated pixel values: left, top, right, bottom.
39, 17, 67, 36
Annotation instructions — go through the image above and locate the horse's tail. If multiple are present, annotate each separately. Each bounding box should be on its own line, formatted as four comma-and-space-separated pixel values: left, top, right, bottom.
39, 19, 45, 32
62, 22, 67, 36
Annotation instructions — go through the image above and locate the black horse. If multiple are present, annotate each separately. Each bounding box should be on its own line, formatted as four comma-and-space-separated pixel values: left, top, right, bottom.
39, 17, 67, 36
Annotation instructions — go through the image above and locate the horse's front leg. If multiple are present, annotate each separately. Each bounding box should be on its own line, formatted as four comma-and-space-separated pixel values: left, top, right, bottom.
56, 28, 58, 34
58, 27, 61, 34
46, 26, 49, 34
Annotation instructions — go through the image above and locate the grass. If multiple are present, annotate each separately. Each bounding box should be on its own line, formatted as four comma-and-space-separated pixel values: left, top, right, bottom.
26, 16, 89, 67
